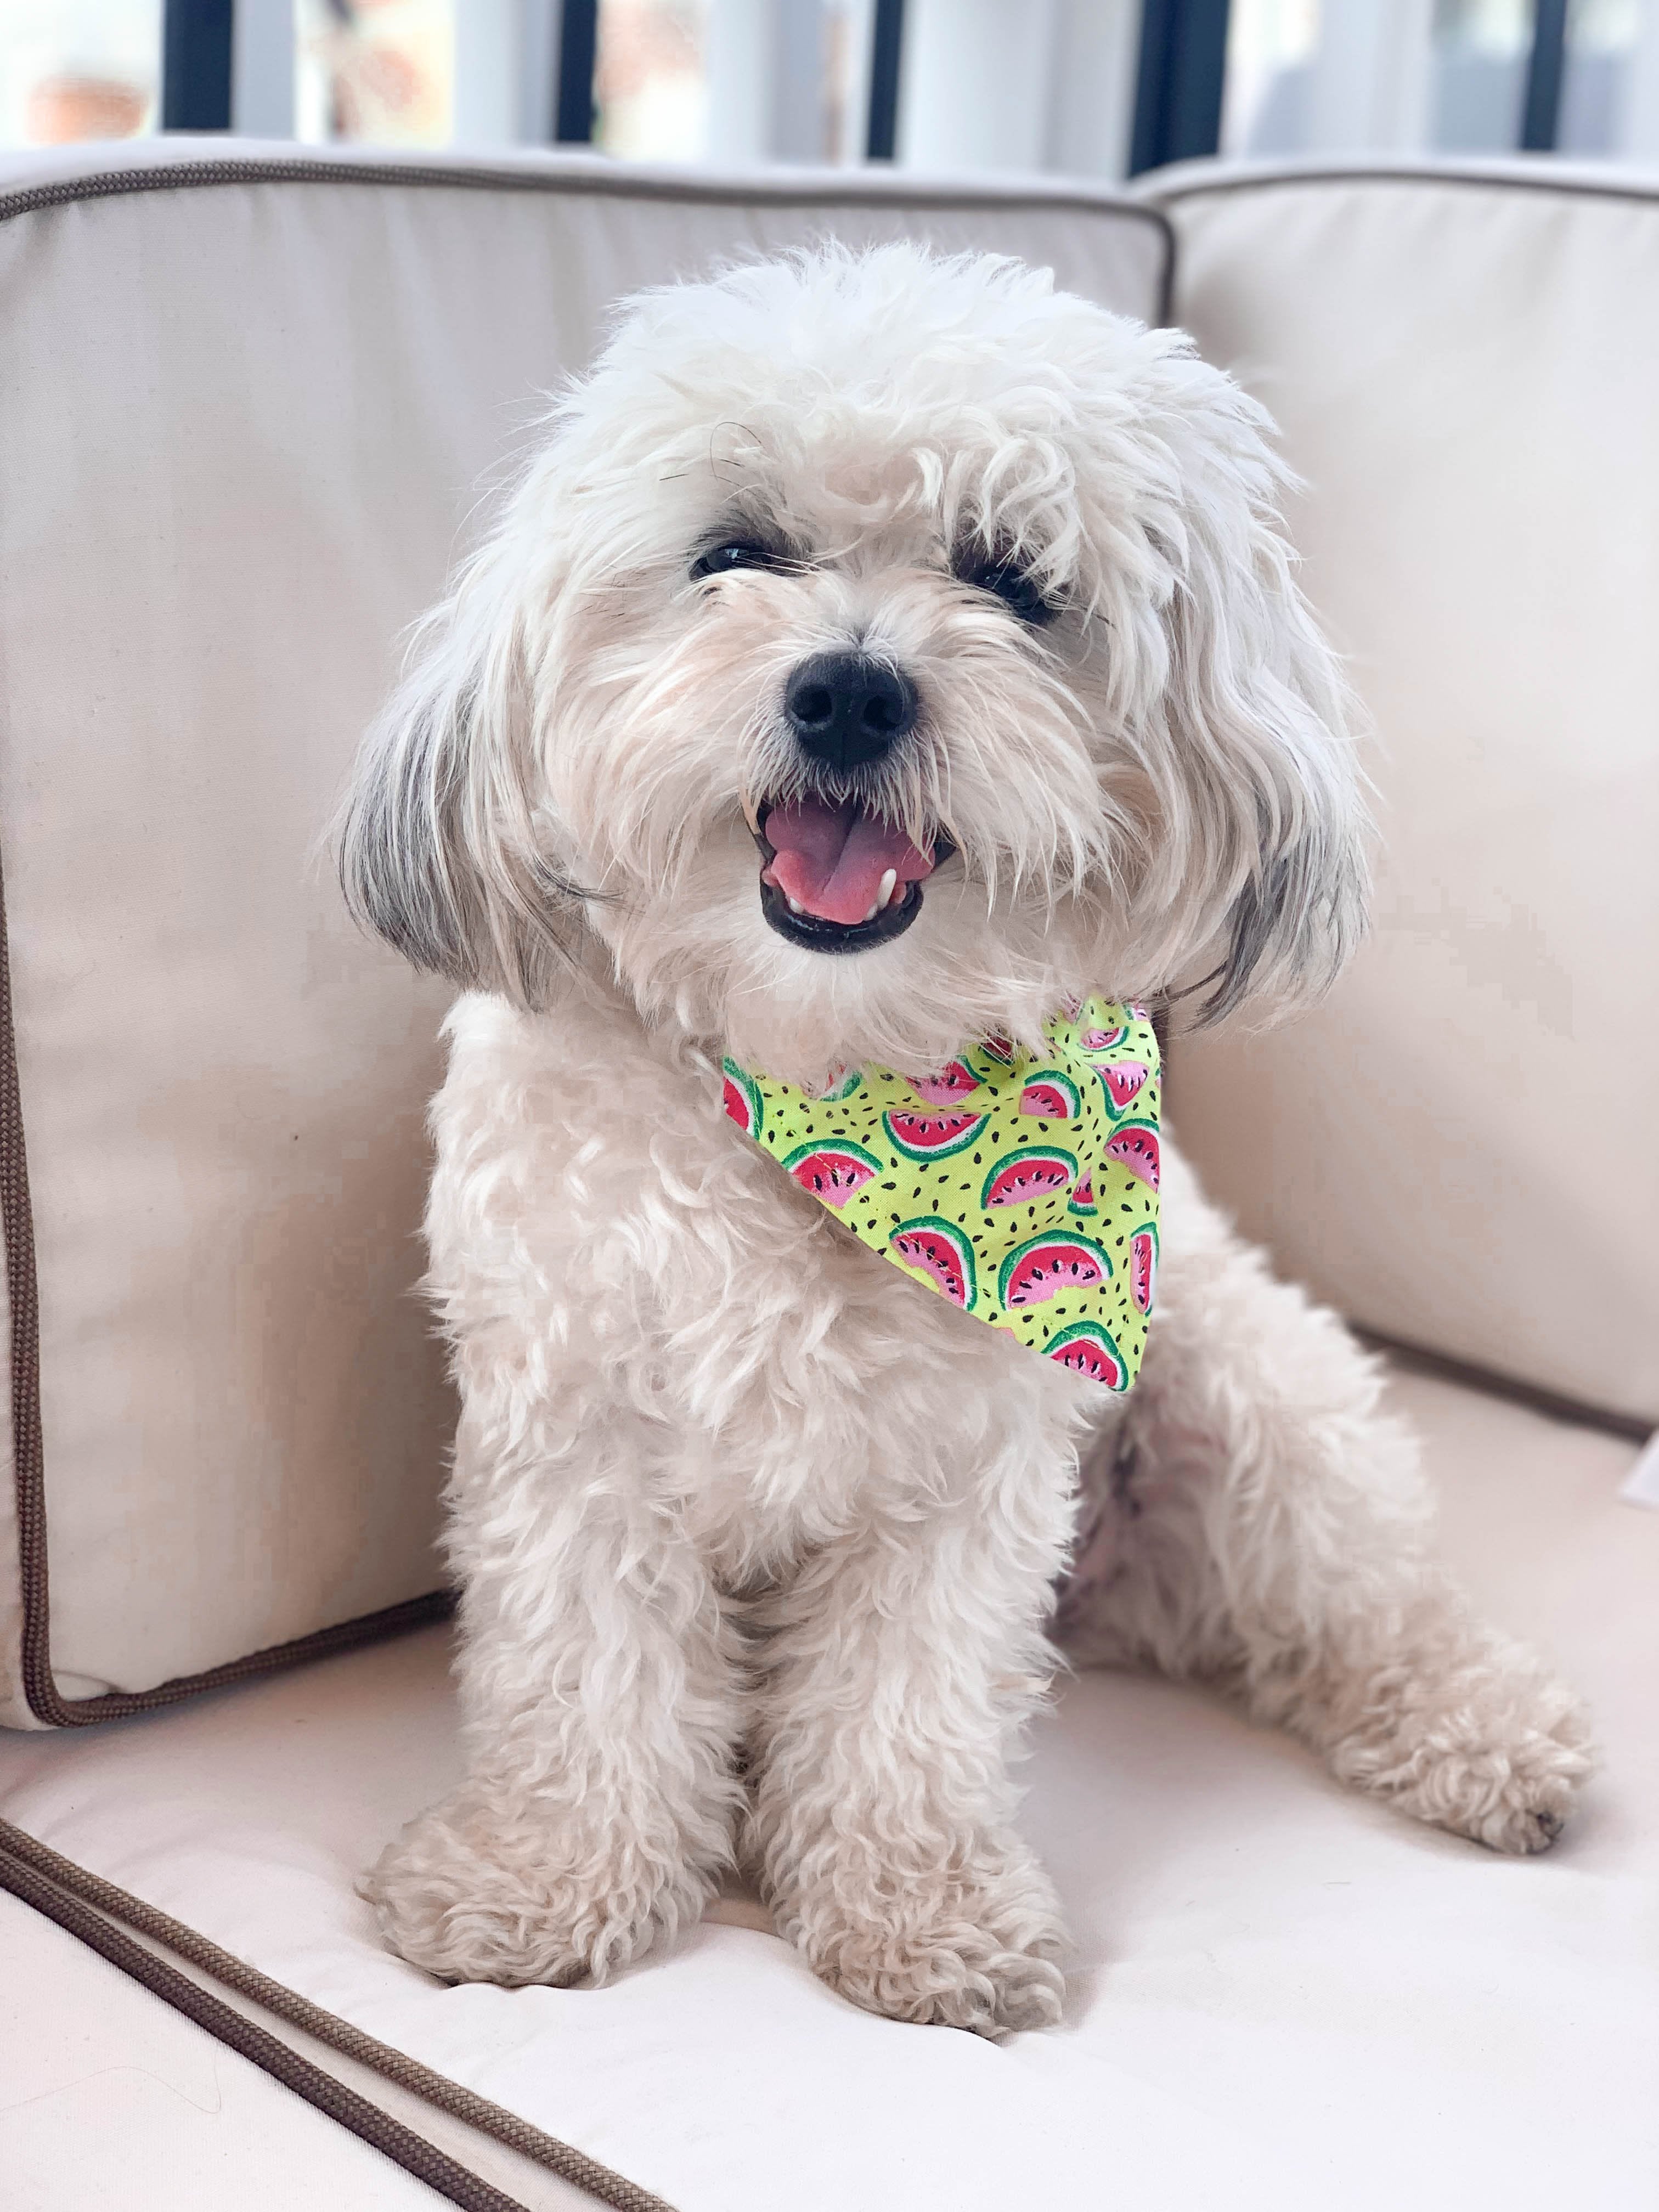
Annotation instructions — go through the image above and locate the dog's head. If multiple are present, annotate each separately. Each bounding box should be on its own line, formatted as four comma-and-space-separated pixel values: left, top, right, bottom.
341, 243, 1364, 1089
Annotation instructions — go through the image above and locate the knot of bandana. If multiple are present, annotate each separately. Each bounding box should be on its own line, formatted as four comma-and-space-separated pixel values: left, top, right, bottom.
720, 997, 1161, 1390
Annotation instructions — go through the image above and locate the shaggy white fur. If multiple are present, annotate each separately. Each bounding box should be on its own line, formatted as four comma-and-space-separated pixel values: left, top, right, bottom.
340, 244, 1593, 2037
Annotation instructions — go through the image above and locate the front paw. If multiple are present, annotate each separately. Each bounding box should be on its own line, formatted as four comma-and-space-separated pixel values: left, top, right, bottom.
775, 1833, 1070, 2038
360, 1786, 708, 1986
1330, 1640, 1596, 1855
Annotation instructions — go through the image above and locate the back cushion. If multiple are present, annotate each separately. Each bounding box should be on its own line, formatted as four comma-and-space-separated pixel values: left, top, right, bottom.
1150, 164, 1659, 1428
0, 141, 1169, 1725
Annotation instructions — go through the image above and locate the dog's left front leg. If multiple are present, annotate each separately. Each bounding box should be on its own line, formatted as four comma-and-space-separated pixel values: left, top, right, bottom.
749, 1463, 1074, 2038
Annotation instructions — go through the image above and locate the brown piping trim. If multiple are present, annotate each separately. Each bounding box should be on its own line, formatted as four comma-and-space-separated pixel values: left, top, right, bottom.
1147, 160, 1659, 217
0, 1815, 675, 2212
0, 152, 1168, 1728
1359, 1327, 1654, 1446
0, 842, 49, 1721
0, 153, 1176, 318
27, 1589, 459, 1728
0, 1832, 528, 2212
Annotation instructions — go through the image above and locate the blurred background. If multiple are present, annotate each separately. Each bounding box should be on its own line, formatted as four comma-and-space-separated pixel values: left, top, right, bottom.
2, 1, 1655, 174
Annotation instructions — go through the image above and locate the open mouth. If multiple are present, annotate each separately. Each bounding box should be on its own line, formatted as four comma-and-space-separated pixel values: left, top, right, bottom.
752, 797, 949, 954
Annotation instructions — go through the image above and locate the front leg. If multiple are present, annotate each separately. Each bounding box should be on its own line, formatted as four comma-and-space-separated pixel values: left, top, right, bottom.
364, 1398, 744, 1986
749, 1436, 1077, 2038
1060, 1150, 1594, 1853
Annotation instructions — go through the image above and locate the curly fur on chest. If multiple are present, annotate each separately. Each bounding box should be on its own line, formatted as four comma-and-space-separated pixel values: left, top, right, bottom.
427, 988, 1103, 1591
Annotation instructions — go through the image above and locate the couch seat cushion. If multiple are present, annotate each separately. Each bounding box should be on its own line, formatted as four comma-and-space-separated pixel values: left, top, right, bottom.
1, 1367, 1654, 2211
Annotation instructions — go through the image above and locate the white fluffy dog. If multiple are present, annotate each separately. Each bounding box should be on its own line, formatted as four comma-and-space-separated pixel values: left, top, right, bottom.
340, 243, 1592, 2036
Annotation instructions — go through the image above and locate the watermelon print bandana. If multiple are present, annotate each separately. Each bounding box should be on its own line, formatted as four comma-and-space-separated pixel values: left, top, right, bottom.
721, 998, 1161, 1390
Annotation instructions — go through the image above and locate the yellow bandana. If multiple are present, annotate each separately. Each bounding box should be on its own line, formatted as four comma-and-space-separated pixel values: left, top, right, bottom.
722, 998, 1160, 1390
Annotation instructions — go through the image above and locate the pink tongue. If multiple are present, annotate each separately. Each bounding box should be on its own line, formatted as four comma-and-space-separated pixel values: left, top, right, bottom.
763, 799, 935, 926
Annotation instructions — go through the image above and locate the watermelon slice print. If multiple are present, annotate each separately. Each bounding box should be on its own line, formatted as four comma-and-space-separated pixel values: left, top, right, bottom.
998, 1232, 1111, 1309
883, 1108, 989, 1161
1018, 1070, 1082, 1121
1047, 1320, 1127, 1388
1078, 1024, 1128, 1054
1098, 1059, 1150, 1115
784, 1138, 882, 1209
1066, 1171, 1098, 1217
819, 1069, 864, 1103
1129, 1222, 1159, 1314
907, 1059, 981, 1107
981, 1147, 1079, 1210
965, 1035, 1015, 1080
889, 1217, 977, 1309
721, 1059, 763, 1139
1105, 1121, 1159, 1193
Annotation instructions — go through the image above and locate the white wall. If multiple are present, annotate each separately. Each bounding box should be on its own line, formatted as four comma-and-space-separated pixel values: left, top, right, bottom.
1045, 0, 1142, 179
1304, 0, 1435, 155
898, 0, 1139, 178
706, 0, 866, 166
451, 0, 561, 146
1619, 2, 1659, 159
232, 0, 295, 137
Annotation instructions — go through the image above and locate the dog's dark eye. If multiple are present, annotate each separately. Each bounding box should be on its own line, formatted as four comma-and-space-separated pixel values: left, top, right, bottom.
691, 541, 788, 580
961, 557, 1059, 627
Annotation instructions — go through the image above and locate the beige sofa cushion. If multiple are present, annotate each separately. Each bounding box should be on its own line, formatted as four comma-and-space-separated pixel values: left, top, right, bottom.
2, 1363, 1652, 2207
1146, 161, 1659, 1429
0, 139, 1170, 1726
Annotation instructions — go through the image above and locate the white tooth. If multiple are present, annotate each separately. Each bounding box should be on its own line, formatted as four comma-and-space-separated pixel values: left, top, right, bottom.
862, 901, 879, 923
741, 792, 763, 835
877, 868, 898, 909
787, 895, 804, 914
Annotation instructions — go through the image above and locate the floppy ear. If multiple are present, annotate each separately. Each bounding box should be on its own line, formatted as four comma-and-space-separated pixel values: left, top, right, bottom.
336, 549, 577, 1007
1148, 346, 1369, 1025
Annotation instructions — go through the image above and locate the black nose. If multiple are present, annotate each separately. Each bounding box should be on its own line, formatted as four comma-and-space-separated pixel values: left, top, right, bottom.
783, 652, 918, 772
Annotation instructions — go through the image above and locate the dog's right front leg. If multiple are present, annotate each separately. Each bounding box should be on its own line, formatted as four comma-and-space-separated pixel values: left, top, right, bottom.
363, 1400, 743, 1987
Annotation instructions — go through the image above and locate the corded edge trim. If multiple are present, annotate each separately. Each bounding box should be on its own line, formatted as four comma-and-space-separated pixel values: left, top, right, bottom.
0, 1814, 676, 2212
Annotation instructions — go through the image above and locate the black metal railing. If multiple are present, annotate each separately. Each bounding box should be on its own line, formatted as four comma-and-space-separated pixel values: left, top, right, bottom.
161, 0, 233, 131
158, 0, 1578, 167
